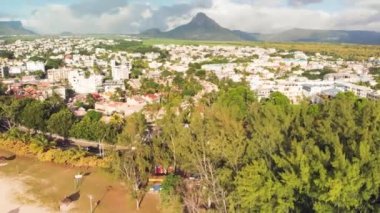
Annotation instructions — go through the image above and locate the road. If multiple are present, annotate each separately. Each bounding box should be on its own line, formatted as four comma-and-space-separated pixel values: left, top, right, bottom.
17, 126, 130, 151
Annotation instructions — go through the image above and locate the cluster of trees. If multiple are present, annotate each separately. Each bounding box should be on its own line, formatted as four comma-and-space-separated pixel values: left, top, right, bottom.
368, 67, 380, 90
0, 50, 15, 59
109, 80, 380, 212
172, 73, 202, 97
130, 59, 148, 79
302, 67, 336, 80
0, 95, 122, 144
97, 40, 169, 60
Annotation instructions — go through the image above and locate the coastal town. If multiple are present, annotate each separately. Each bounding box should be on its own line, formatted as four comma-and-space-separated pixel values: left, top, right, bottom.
1, 36, 380, 212
1, 37, 380, 119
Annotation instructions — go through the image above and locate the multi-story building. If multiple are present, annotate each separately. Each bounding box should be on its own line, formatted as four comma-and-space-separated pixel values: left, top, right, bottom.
68, 70, 103, 94
47, 68, 71, 83
112, 64, 130, 81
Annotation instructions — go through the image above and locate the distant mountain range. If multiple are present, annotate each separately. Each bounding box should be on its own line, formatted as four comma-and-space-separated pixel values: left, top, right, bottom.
0, 21, 35, 35
1, 15, 379, 45
141, 13, 380, 45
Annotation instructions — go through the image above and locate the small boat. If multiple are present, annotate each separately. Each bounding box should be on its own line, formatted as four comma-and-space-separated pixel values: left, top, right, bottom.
0, 162, 8, 167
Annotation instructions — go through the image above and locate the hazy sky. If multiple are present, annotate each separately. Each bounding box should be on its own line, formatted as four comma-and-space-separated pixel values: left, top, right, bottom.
1, 0, 379, 34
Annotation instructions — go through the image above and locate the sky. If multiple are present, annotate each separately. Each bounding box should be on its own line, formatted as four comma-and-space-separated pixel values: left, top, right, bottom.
1, 0, 379, 34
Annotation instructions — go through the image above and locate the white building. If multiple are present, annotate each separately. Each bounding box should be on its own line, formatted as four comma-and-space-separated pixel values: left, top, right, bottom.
9, 66, 23, 75
335, 82, 373, 98
112, 64, 130, 81
301, 81, 335, 97
68, 70, 103, 94
103, 80, 126, 93
26, 61, 45, 72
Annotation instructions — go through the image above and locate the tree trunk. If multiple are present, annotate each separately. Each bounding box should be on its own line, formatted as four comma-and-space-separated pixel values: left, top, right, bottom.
135, 198, 140, 210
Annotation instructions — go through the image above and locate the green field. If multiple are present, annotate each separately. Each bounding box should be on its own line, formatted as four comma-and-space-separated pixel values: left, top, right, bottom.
143, 38, 380, 61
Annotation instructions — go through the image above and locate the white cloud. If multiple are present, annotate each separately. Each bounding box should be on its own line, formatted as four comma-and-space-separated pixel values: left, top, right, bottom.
141, 9, 153, 19
21, 0, 380, 34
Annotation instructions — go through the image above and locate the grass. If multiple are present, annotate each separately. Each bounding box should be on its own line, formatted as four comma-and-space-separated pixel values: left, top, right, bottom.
0, 152, 160, 213
142, 38, 380, 61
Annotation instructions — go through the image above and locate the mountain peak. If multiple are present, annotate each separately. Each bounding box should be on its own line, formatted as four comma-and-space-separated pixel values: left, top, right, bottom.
189, 12, 220, 28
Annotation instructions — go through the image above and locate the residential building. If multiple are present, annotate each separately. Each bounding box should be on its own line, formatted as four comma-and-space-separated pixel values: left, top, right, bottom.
47, 68, 71, 83
68, 70, 103, 94
26, 61, 45, 72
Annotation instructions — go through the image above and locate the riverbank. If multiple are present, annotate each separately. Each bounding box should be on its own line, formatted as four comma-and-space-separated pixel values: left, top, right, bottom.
0, 150, 161, 213
0, 136, 111, 168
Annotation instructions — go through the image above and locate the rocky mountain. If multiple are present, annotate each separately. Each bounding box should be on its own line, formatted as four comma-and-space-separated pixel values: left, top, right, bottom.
0, 21, 35, 35
141, 13, 243, 41
141, 13, 380, 45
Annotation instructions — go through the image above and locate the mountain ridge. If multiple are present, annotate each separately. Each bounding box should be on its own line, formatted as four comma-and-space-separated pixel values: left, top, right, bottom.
0, 21, 35, 35
141, 13, 380, 45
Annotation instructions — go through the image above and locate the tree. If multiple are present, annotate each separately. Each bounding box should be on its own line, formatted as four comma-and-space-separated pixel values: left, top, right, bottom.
117, 113, 151, 210
110, 88, 126, 102
216, 85, 256, 119
69, 111, 107, 142
19, 101, 50, 132
117, 113, 148, 146
266, 91, 291, 106
47, 108, 74, 139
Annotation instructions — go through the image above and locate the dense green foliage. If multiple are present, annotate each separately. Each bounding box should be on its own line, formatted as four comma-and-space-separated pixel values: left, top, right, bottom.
96, 40, 169, 60
147, 90, 380, 212
45, 58, 63, 70
0, 130, 110, 168
0, 50, 15, 59
47, 108, 74, 138
0, 97, 121, 143
302, 67, 336, 80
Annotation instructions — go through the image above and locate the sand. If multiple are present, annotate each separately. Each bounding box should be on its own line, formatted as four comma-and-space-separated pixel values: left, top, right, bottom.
0, 175, 53, 213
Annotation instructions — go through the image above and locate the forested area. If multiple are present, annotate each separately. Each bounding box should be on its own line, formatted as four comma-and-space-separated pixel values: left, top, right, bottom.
156, 92, 380, 212
0, 82, 380, 212
109, 83, 380, 212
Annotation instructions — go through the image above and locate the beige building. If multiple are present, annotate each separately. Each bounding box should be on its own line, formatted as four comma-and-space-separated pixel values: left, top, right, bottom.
47, 68, 71, 83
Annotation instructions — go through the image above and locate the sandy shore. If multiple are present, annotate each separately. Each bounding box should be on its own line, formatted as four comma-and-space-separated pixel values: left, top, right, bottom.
0, 175, 53, 213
